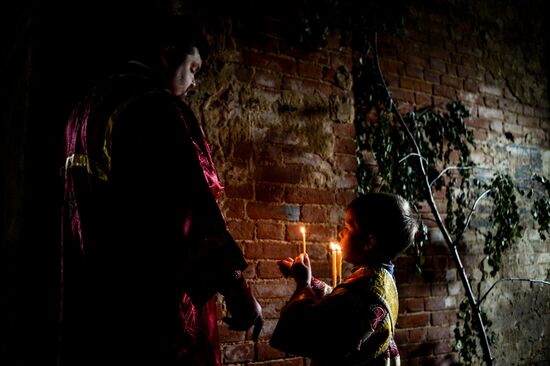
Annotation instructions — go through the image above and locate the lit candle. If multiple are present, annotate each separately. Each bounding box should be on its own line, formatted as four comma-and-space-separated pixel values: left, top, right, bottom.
300, 226, 307, 254
337, 245, 342, 284
330, 242, 338, 287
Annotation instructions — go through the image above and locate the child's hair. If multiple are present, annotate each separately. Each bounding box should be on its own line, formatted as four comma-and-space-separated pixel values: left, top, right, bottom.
347, 192, 418, 262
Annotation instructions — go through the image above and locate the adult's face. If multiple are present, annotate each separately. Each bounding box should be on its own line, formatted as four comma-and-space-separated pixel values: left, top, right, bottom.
169, 46, 202, 101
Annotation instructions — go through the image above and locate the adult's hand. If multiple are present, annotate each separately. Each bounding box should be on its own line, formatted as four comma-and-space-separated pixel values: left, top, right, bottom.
222, 283, 263, 340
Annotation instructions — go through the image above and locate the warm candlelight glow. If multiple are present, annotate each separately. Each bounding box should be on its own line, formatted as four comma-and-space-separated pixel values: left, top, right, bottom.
300, 226, 307, 254
329, 242, 342, 287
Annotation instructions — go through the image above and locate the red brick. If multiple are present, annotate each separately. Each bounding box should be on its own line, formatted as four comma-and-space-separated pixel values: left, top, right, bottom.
425, 297, 447, 311
298, 60, 324, 80
286, 223, 335, 243
433, 85, 458, 99
256, 183, 285, 202
244, 241, 294, 260
392, 88, 415, 104
335, 153, 356, 172
257, 260, 285, 279
244, 50, 298, 75
222, 342, 254, 363
431, 310, 457, 326
399, 342, 435, 358
398, 283, 431, 298
396, 313, 430, 328
257, 297, 287, 319
255, 165, 302, 184
434, 339, 453, 355
256, 341, 286, 361
254, 279, 295, 298
430, 57, 447, 73
285, 187, 335, 204
415, 92, 432, 106
222, 199, 245, 219
408, 327, 428, 343
406, 63, 424, 79
441, 74, 463, 89
330, 52, 352, 69
301, 205, 331, 223
218, 322, 246, 343
334, 135, 356, 154
402, 298, 425, 312
400, 77, 433, 94
227, 219, 255, 240
332, 121, 355, 137
427, 326, 451, 341
257, 222, 285, 240
335, 190, 356, 206
224, 183, 254, 199
254, 69, 282, 89
380, 58, 405, 75
247, 202, 292, 221
282, 76, 332, 96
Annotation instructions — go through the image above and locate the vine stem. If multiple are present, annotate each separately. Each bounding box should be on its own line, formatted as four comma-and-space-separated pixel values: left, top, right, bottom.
479, 278, 550, 303
454, 189, 491, 244
371, 32, 494, 365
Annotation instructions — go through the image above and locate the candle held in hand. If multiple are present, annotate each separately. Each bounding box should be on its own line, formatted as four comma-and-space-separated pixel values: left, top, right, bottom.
329, 242, 342, 287
300, 226, 306, 254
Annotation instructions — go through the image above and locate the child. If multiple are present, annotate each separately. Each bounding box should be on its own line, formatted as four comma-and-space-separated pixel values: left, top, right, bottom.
270, 192, 418, 365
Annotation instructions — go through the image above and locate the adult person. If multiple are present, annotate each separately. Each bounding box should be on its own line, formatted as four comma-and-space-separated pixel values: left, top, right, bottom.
59, 15, 262, 366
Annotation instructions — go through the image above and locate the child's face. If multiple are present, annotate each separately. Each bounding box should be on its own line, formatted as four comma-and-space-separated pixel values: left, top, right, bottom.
338, 209, 366, 265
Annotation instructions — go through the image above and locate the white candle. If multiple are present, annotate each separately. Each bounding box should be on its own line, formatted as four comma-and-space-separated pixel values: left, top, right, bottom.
300, 226, 307, 254
337, 246, 342, 284
330, 242, 339, 287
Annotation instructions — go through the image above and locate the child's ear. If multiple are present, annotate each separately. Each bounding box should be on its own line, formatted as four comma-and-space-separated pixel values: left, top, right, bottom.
363, 235, 377, 252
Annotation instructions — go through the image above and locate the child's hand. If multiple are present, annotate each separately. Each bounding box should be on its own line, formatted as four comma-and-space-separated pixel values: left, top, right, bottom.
291, 253, 312, 289
277, 257, 294, 278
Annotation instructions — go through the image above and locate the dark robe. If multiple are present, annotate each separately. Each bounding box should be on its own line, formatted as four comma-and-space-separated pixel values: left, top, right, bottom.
59, 62, 246, 366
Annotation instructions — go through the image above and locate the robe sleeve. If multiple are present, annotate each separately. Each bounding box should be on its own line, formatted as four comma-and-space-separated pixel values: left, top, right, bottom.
109, 91, 247, 306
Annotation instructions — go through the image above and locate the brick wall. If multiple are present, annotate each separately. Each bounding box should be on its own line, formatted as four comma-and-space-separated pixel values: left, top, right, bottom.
190, 3, 549, 365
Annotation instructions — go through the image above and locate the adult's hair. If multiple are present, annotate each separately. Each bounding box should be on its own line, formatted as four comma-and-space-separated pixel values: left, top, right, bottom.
347, 192, 418, 262
125, 14, 210, 69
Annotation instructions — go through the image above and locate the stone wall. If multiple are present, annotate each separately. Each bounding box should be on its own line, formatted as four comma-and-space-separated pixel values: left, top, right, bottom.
189, 2, 549, 365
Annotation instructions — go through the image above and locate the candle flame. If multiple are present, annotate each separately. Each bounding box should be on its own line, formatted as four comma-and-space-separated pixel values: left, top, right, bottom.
300, 226, 306, 234
329, 242, 341, 251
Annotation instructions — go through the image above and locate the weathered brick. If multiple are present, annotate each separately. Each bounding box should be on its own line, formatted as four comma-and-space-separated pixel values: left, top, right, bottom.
254, 165, 302, 184
400, 77, 433, 94
254, 69, 282, 89
298, 60, 324, 80
224, 183, 254, 199
257, 222, 285, 240
227, 219, 255, 240
257, 260, 286, 279
222, 342, 255, 363
244, 50, 298, 75
285, 187, 335, 204
399, 283, 431, 298
222, 199, 245, 219
334, 135, 356, 154
397, 313, 430, 328
431, 310, 457, 326
256, 183, 285, 202
427, 327, 451, 341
